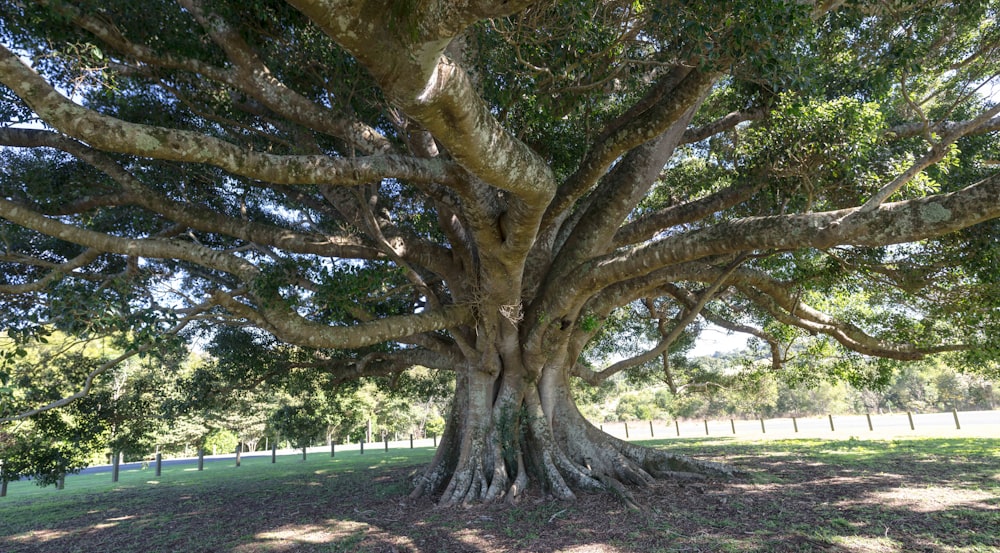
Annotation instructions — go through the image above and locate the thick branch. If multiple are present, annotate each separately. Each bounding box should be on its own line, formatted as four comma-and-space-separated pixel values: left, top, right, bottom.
684, 264, 970, 361
0, 127, 388, 261
0, 198, 258, 279
0, 44, 462, 186
212, 291, 473, 350
0, 249, 101, 294
286, 1, 556, 203
889, 115, 1000, 140
37, 0, 393, 154
588, 171, 1000, 292
736, 282, 965, 360
613, 180, 765, 248
543, 68, 718, 229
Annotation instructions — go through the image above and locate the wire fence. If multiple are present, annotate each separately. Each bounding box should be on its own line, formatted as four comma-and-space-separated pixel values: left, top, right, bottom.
5, 409, 997, 497
598, 408, 1000, 441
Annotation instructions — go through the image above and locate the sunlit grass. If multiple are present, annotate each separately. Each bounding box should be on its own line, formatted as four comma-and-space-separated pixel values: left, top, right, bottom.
2, 436, 998, 553
0, 446, 437, 504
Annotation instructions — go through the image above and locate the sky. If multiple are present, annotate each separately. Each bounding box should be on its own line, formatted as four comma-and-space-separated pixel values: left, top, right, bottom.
689, 325, 750, 357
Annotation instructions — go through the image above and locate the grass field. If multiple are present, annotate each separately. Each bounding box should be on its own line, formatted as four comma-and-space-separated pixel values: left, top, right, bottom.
2, 437, 998, 552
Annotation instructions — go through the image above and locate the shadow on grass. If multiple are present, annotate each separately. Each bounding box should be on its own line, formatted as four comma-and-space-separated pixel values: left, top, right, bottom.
1, 437, 998, 552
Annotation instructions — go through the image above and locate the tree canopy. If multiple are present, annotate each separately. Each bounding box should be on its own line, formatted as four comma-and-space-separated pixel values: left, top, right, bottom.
1, 0, 999, 505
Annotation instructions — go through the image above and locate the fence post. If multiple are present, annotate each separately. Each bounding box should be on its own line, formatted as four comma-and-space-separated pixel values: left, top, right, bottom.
433, 434, 437, 447
57, 455, 66, 489
760, 417, 766, 434
112, 451, 120, 483
302, 447, 307, 461
155, 453, 162, 477
272, 443, 277, 463
675, 419, 680, 436
410, 433, 414, 449
866, 413, 873, 431
331, 441, 336, 457
952, 408, 961, 430
235, 444, 242, 467
198, 448, 204, 471
704, 419, 709, 436
384, 436, 389, 452
907, 411, 915, 430
792, 416, 798, 432
730, 419, 736, 434
624, 421, 630, 439
650, 420, 655, 437
828, 414, 835, 432
360, 439, 365, 455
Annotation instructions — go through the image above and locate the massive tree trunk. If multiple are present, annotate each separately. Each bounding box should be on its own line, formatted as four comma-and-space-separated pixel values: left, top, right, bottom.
411, 336, 735, 506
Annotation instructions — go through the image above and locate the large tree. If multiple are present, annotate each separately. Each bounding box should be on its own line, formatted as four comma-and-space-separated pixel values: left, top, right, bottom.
1, 0, 999, 505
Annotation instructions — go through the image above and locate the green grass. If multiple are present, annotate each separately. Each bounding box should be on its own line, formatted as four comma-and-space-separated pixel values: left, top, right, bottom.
1, 446, 437, 503
2, 437, 999, 553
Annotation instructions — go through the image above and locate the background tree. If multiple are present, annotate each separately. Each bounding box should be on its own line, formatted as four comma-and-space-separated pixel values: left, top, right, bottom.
1, 0, 999, 507
0, 329, 169, 483
268, 403, 324, 455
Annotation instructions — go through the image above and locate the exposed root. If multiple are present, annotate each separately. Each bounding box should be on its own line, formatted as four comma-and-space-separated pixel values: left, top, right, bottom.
539, 450, 576, 500
504, 450, 528, 504
644, 450, 745, 479
594, 473, 643, 511
648, 469, 707, 481
552, 448, 603, 492
482, 440, 509, 503
610, 449, 655, 487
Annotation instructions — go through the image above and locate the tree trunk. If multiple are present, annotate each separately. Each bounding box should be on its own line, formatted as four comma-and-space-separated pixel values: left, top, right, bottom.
410, 344, 735, 506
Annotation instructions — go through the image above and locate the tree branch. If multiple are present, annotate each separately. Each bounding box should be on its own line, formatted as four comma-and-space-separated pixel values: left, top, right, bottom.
681, 108, 767, 144
575, 255, 746, 384
0, 44, 463, 187
543, 68, 718, 230
613, 180, 765, 248
0, 197, 258, 280
588, 170, 1000, 293
0, 249, 102, 294
0, 127, 391, 261
852, 102, 1000, 215
661, 282, 782, 370
287, 1, 556, 203
37, 0, 393, 154
211, 291, 473, 350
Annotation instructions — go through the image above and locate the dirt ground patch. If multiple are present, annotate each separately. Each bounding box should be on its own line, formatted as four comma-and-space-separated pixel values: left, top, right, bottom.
2, 438, 998, 552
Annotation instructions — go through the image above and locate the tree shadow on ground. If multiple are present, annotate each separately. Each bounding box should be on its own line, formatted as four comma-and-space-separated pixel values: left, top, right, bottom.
1, 438, 998, 552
